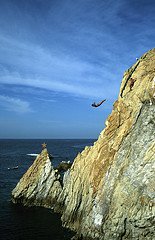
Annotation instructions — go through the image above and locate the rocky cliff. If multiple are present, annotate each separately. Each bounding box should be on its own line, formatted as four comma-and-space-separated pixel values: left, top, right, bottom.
12, 149, 62, 210
12, 49, 155, 240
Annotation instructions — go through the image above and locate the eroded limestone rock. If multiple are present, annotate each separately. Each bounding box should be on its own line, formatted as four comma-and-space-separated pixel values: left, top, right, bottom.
12, 49, 155, 240
58, 49, 155, 239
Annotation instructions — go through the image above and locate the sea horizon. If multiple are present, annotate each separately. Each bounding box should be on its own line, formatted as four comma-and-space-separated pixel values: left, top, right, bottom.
0, 138, 97, 140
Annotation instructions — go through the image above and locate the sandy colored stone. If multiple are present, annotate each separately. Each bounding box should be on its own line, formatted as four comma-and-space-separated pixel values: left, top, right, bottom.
59, 49, 155, 239
12, 49, 155, 240
12, 148, 62, 209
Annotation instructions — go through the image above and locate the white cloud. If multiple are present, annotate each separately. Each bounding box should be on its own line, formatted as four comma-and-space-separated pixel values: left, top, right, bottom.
35, 97, 56, 102
0, 34, 120, 100
0, 95, 31, 113
0, 73, 116, 99
0, 0, 152, 102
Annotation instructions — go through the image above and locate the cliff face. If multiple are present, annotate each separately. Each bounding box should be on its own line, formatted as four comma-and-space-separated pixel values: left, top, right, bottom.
58, 49, 155, 239
12, 49, 155, 240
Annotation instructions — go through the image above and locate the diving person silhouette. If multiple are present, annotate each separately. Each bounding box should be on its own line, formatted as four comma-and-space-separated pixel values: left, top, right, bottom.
91, 99, 106, 107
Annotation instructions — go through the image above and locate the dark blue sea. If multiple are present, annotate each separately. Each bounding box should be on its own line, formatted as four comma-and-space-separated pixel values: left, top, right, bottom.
0, 139, 95, 240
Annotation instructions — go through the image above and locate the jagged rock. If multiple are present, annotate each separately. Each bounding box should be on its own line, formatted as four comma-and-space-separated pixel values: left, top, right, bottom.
58, 49, 155, 239
12, 149, 62, 209
12, 49, 155, 240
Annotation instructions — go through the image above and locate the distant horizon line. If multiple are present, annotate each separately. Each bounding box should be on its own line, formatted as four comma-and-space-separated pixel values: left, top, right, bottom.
0, 138, 97, 140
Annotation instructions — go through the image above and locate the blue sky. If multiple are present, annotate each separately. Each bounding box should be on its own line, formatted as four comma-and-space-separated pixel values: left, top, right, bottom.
0, 0, 155, 139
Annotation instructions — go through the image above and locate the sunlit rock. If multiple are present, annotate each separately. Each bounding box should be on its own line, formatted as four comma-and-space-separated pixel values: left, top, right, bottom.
12, 148, 62, 209
12, 49, 155, 239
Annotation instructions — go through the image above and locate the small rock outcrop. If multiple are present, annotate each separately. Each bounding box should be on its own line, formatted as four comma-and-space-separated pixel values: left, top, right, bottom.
12, 149, 62, 209
12, 49, 155, 240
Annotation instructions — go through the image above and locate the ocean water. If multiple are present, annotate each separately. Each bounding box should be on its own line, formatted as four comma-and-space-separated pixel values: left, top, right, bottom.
0, 139, 95, 240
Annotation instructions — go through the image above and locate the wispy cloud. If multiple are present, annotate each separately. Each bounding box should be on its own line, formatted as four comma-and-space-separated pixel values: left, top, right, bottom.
0, 1, 125, 101
1, 0, 154, 102
0, 0, 155, 138
35, 97, 56, 102
0, 1, 154, 102
0, 0, 152, 99
0, 95, 31, 113
0, 34, 120, 100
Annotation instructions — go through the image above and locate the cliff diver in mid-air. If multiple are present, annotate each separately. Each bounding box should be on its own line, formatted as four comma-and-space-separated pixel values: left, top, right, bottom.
91, 99, 106, 107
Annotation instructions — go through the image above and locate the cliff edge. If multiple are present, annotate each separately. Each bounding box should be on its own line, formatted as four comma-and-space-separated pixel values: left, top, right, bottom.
12, 49, 155, 240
